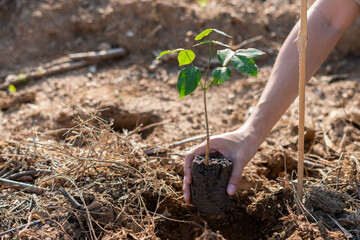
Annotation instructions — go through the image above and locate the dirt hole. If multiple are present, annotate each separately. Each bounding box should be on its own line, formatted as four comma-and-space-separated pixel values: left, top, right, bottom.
54, 104, 161, 141
98, 104, 162, 138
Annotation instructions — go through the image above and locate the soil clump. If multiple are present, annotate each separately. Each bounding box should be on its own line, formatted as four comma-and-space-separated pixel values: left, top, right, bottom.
191, 155, 232, 215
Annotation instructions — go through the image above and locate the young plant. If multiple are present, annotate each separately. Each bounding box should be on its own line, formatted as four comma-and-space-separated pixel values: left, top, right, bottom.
157, 29, 264, 165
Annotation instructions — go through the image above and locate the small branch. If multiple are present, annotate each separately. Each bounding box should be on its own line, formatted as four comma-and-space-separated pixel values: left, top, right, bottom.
6, 169, 53, 180
59, 187, 84, 210
231, 35, 263, 49
0, 178, 46, 194
327, 214, 353, 239
0, 48, 127, 90
0, 220, 43, 237
336, 153, 344, 191
144, 134, 207, 155
0, 91, 36, 110
68, 48, 126, 61
135, 119, 171, 133
1, 165, 22, 178
0, 61, 89, 90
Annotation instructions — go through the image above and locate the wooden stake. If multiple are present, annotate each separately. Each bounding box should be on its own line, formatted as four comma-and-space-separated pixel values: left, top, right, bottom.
294, 0, 308, 201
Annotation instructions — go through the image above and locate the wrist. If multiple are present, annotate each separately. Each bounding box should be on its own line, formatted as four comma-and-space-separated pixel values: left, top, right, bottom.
237, 103, 273, 146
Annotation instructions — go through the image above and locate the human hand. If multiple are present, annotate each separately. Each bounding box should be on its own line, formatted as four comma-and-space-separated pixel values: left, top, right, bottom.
183, 126, 262, 204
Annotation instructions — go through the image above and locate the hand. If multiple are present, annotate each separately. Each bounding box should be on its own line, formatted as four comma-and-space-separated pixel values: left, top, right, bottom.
183, 126, 261, 204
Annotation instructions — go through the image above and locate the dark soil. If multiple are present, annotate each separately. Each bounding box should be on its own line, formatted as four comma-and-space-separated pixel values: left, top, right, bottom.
191, 155, 232, 215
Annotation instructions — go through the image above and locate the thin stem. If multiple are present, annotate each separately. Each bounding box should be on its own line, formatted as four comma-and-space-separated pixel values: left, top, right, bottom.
204, 88, 210, 166
205, 79, 214, 89
203, 34, 214, 166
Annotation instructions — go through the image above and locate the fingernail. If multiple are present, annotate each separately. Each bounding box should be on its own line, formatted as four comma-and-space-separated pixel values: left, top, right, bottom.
227, 184, 237, 195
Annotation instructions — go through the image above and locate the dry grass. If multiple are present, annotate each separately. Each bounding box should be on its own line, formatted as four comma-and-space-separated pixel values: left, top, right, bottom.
0, 110, 184, 239
0, 109, 359, 239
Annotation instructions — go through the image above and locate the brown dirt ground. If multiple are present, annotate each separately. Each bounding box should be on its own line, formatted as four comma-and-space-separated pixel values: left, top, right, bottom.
0, 0, 359, 239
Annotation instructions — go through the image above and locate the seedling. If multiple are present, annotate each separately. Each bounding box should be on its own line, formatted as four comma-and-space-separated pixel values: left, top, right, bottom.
157, 29, 264, 214
157, 28, 264, 165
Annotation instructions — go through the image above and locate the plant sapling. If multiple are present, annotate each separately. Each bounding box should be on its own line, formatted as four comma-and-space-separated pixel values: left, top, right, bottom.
157, 28, 264, 214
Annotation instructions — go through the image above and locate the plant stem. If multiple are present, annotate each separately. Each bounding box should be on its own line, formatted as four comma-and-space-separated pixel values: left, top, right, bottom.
203, 33, 214, 166
204, 87, 210, 166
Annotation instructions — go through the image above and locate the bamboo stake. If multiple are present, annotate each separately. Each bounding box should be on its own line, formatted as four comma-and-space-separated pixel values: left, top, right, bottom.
294, 0, 308, 201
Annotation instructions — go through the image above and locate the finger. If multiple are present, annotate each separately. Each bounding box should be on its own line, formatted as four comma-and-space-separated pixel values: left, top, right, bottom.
184, 143, 207, 184
226, 162, 245, 196
183, 178, 191, 204
184, 153, 194, 184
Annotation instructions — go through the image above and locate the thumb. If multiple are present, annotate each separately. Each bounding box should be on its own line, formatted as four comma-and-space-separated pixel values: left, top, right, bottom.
226, 163, 245, 195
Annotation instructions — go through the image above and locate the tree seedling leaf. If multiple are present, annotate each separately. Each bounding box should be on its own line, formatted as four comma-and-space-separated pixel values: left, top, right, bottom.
156, 48, 184, 60
231, 55, 258, 77
195, 29, 213, 40
178, 50, 196, 66
177, 66, 201, 99
235, 48, 265, 59
194, 40, 230, 48
212, 29, 232, 38
213, 67, 231, 86
217, 49, 235, 66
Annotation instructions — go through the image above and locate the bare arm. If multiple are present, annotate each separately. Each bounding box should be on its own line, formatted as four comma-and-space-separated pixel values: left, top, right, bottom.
247, 0, 360, 146
183, 0, 360, 203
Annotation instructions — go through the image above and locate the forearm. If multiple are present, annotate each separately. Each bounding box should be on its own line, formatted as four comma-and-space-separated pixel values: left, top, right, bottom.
242, 0, 359, 144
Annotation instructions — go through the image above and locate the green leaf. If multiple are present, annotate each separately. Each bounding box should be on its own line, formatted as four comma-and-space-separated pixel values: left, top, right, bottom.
212, 29, 232, 38
195, 29, 213, 40
193, 40, 230, 48
18, 73, 27, 82
178, 50, 195, 66
156, 48, 184, 60
231, 55, 258, 77
213, 67, 231, 86
196, 0, 208, 8
177, 66, 201, 99
195, 29, 232, 40
235, 48, 265, 59
217, 49, 235, 66
7, 84, 16, 93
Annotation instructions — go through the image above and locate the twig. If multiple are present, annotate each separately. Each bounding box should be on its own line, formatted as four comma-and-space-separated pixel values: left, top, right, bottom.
149, 210, 203, 228
336, 152, 344, 191
294, 0, 308, 202
0, 91, 36, 110
144, 134, 207, 155
355, 180, 360, 200
68, 48, 126, 61
6, 169, 52, 180
59, 187, 84, 210
0, 220, 43, 237
78, 192, 98, 240
231, 35, 264, 49
136, 119, 171, 133
1, 165, 22, 178
0, 48, 127, 90
0, 61, 89, 90
327, 214, 353, 239
72, 156, 144, 178
0, 178, 45, 194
